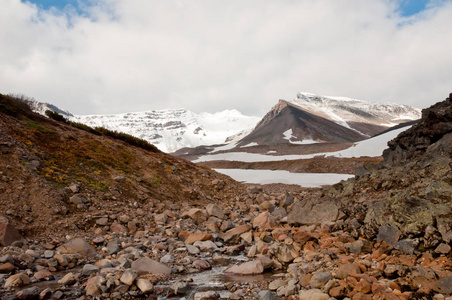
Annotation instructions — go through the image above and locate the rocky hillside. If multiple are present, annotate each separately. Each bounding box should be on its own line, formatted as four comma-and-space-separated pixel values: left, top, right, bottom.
0, 93, 246, 239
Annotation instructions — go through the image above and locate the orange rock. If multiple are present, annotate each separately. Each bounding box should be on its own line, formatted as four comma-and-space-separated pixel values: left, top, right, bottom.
185, 232, 213, 245
389, 281, 401, 291
178, 231, 190, 239
355, 278, 371, 294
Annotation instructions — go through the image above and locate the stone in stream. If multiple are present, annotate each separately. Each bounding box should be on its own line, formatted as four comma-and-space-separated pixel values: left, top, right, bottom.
194, 291, 220, 300
170, 281, 191, 295
131, 257, 172, 274
224, 260, 264, 275
15, 286, 40, 300
259, 290, 277, 300
0, 215, 23, 246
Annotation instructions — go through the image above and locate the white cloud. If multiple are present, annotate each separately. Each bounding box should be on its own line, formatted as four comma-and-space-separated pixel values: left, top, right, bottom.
1, 0, 452, 116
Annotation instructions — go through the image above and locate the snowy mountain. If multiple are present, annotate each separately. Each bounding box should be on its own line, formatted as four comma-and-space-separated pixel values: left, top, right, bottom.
236, 92, 421, 147
71, 109, 260, 153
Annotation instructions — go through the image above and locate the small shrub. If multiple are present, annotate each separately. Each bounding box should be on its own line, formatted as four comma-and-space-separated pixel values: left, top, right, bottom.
95, 127, 160, 153
70, 121, 102, 136
0, 93, 33, 117
45, 110, 68, 123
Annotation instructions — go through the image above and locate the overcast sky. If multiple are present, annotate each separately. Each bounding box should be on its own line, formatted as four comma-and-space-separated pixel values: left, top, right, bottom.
2, 0, 452, 116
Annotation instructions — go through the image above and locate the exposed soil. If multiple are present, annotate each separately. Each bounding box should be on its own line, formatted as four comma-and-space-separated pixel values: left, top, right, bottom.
197, 156, 383, 175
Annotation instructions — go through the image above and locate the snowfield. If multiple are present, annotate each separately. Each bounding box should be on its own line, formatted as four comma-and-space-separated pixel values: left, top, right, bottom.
214, 169, 354, 187
195, 126, 410, 163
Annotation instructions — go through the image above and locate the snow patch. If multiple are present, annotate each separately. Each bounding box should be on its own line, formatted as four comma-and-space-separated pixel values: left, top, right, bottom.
214, 169, 353, 187
283, 129, 319, 145
240, 142, 259, 148
195, 126, 411, 163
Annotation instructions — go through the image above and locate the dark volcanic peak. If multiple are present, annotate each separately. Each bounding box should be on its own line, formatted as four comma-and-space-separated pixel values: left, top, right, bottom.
238, 100, 369, 146
237, 92, 421, 148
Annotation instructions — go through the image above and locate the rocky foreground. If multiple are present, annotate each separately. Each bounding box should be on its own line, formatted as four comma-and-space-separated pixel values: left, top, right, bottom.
1, 183, 452, 300
1, 92, 452, 300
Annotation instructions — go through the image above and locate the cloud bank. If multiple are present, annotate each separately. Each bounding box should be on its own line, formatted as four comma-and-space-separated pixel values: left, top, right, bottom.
1, 0, 452, 116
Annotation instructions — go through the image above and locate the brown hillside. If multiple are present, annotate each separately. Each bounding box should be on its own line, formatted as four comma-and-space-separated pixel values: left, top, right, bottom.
0, 94, 246, 240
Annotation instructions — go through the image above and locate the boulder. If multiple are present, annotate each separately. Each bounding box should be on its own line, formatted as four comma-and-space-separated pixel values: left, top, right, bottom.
206, 204, 224, 219
131, 257, 172, 274
253, 212, 277, 230
0, 215, 23, 246
224, 260, 264, 275
288, 198, 339, 225
187, 208, 208, 224
376, 225, 401, 246
299, 289, 330, 300
136, 278, 153, 294
222, 224, 251, 243
56, 237, 98, 257
185, 232, 213, 245
4, 273, 31, 288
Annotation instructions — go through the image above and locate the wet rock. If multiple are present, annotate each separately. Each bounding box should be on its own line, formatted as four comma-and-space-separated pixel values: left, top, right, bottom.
4, 273, 31, 288
0, 215, 23, 246
299, 289, 330, 300
224, 260, 264, 275
376, 225, 401, 246
136, 278, 153, 294
194, 291, 220, 300
39, 288, 52, 300
131, 257, 172, 274
253, 212, 277, 230
170, 281, 191, 295
206, 204, 224, 219
56, 237, 98, 257
15, 286, 40, 300
192, 259, 211, 270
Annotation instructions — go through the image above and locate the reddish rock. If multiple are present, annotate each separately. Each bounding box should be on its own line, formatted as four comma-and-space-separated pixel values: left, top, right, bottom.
185, 232, 213, 245
222, 224, 251, 243
187, 208, 208, 224
110, 221, 128, 234
0, 215, 23, 246
355, 278, 371, 294
253, 212, 276, 230
335, 263, 362, 279
0, 262, 15, 273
